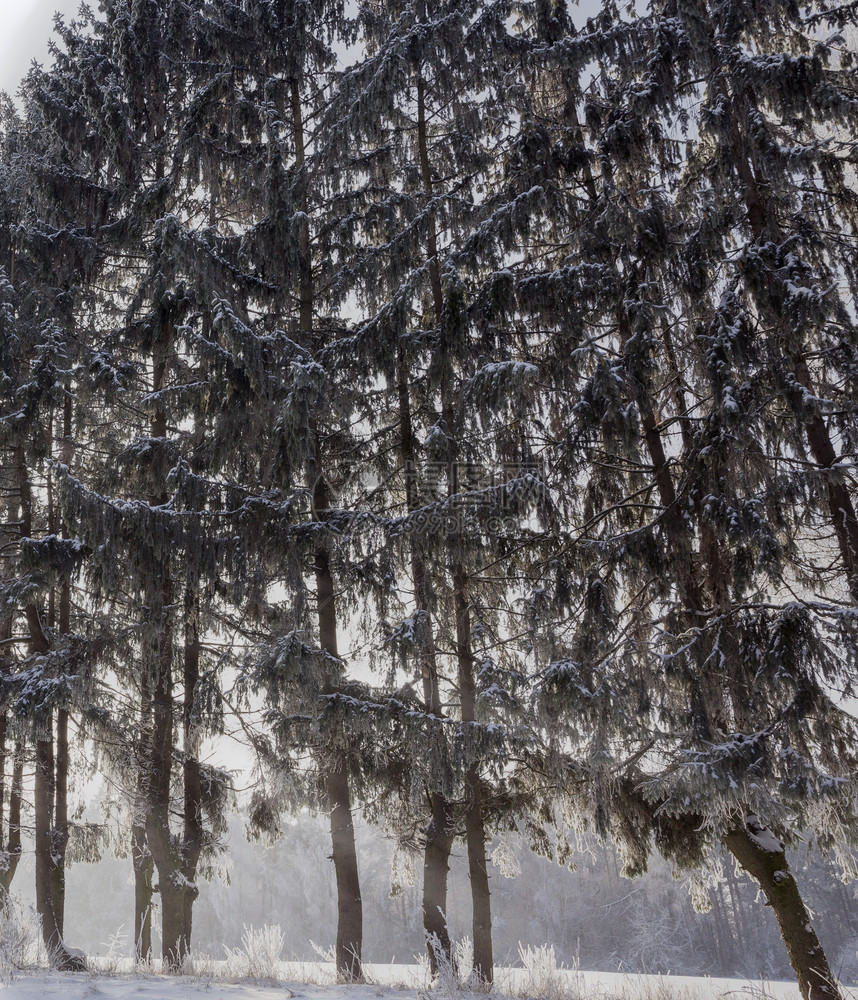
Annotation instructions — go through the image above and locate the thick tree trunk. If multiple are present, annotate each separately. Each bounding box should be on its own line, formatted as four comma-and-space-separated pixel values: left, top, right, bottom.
327, 765, 363, 981
35, 734, 60, 958
725, 824, 839, 1000
422, 791, 455, 973
18, 444, 84, 970
34, 731, 84, 969
145, 610, 185, 971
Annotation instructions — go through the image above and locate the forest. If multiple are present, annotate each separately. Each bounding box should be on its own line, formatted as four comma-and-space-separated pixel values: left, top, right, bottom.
0, 0, 857, 998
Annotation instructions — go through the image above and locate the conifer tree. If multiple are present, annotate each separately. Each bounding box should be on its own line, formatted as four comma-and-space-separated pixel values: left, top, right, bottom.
195, 0, 374, 979
330, 1, 543, 982
14, 0, 238, 968
0, 143, 89, 968
495, 5, 858, 998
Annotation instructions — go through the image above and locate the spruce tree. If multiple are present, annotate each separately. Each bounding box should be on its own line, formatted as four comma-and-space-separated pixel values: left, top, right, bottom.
496, 5, 858, 998
330, 1, 544, 982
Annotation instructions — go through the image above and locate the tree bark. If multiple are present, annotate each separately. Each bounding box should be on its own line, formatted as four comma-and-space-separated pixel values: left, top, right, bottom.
725, 824, 839, 1000
51, 392, 74, 939
0, 562, 23, 904
422, 790, 455, 974
144, 587, 184, 971
17, 444, 85, 970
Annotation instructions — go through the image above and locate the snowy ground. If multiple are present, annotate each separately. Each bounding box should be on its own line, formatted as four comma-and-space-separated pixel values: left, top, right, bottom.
0, 965, 807, 1000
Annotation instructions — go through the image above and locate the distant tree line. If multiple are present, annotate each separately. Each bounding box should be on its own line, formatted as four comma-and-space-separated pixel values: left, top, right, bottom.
0, 3, 857, 1000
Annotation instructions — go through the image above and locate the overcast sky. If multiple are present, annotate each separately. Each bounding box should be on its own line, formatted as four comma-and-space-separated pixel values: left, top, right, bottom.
0, 0, 81, 97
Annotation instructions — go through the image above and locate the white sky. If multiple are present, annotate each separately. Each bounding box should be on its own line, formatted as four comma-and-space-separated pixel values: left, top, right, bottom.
0, 0, 81, 97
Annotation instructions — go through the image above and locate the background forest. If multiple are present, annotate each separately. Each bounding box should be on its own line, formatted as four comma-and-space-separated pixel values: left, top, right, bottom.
1, 1, 858, 998
8, 818, 858, 983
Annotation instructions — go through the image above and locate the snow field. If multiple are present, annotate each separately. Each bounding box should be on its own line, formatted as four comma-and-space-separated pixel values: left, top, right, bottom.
0, 964, 807, 1000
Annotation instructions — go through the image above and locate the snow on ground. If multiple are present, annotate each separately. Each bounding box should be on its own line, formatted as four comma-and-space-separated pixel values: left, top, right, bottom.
0, 965, 806, 1000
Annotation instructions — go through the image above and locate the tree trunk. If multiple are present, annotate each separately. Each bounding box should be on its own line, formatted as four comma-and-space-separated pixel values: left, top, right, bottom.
415, 61, 493, 982
181, 586, 203, 954
454, 570, 493, 984
422, 791, 455, 974
18, 444, 85, 970
51, 392, 74, 938
315, 538, 363, 981
35, 733, 60, 957
52, 708, 70, 940
132, 822, 154, 961
0, 724, 23, 903
0, 574, 23, 904
725, 824, 840, 1000
292, 72, 363, 982
397, 338, 456, 976
327, 764, 363, 981
142, 317, 187, 972
145, 610, 185, 970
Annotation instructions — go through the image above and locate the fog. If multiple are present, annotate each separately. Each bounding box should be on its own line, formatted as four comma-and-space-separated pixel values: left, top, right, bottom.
9, 811, 857, 981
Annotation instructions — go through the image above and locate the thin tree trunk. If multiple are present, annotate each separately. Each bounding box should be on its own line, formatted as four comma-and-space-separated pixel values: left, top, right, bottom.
181, 587, 203, 953
396, 341, 456, 975
315, 538, 363, 981
17, 444, 84, 970
291, 72, 363, 982
454, 568, 493, 984
52, 393, 73, 939
132, 822, 154, 961
52, 709, 69, 939
0, 720, 23, 903
0, 486, 22, 907
416, 64, 493, 984
141, 317, 187, 972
